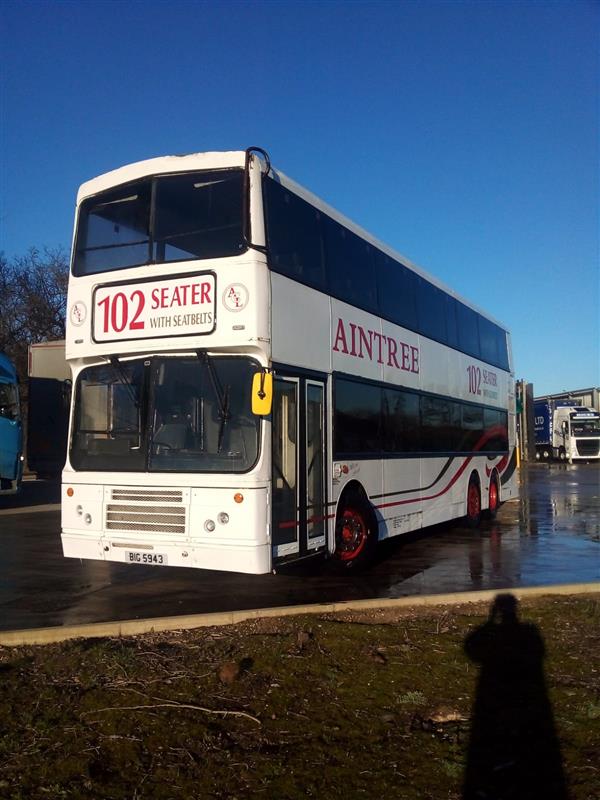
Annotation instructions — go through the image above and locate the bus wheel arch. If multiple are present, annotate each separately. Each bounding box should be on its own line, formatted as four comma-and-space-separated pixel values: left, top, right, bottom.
466, 471, 482, 528
333, 481, 378, 569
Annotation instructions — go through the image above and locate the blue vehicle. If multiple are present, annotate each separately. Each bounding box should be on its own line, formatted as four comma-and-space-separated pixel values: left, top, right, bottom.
0, 353, 24, 494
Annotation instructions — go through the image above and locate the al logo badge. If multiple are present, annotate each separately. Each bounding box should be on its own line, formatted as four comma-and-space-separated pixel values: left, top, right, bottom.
222, 284, 249, 312
70, 301, 87, 326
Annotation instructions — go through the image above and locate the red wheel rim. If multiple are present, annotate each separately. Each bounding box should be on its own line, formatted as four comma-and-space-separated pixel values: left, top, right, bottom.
468, 483, 480, 519
489, 480, 498, 512
336, 507, 368, 561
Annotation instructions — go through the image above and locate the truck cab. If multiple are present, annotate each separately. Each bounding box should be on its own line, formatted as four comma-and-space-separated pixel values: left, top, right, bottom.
555, 407, 600, 461
535, 399, 600, 462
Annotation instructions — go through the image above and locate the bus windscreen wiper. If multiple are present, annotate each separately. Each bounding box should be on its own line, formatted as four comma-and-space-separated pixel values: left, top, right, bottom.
217, 384, 231, 453
196, 350, 231, 453
109, 356, 140, 408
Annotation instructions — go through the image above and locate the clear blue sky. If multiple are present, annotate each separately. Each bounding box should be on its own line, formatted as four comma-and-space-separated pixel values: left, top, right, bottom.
1, 0, 598, 396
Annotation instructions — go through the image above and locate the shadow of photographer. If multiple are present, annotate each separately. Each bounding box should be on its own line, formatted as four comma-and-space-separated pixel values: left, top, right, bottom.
463, 593, 568, 799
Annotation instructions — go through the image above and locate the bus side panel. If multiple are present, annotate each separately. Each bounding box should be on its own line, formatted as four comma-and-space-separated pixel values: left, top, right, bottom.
271, 274, 331, 373
380, 456, 422, 538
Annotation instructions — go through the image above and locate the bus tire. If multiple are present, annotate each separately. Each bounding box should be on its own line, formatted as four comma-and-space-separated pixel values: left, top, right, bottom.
466, 474, 481, 528
333, 491, 377, 570
485, 472, 500, 520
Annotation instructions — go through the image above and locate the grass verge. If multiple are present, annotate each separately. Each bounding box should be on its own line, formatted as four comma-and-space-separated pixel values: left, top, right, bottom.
1, 594, 598, 799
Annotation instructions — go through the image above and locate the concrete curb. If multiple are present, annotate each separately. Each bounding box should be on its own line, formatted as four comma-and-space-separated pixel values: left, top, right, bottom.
1, 582, 598, 647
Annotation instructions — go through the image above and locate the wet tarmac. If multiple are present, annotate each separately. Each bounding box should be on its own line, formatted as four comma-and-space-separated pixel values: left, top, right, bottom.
0, 464, 598, 632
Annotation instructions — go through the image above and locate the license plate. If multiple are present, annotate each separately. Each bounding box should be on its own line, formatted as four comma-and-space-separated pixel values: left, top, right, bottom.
125, 551, 168, 566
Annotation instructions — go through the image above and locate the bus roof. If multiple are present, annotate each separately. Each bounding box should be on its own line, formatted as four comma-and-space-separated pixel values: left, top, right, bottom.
76, 149, 509, 333
76, 151, 246, 203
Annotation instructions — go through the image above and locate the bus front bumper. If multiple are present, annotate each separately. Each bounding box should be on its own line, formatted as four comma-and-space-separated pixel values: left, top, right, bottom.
61, 481, 272, 575
61, 533, 271, 575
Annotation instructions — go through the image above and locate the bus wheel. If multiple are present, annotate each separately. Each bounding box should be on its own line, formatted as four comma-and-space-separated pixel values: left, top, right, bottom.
466, 476, 481, 528
334, 497, 375, 569
485, 474, 499, 519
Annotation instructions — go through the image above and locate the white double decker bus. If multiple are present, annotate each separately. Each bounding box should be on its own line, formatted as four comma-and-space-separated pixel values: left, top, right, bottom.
62, 147, 517, 574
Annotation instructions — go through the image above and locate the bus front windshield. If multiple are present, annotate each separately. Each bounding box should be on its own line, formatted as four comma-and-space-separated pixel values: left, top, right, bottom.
73, 169, 245, 275
70, 356, 260, 473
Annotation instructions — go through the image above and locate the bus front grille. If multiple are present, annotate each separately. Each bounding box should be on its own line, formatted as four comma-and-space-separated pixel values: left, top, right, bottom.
111, 488, 183, 503
105, 488, 186, 535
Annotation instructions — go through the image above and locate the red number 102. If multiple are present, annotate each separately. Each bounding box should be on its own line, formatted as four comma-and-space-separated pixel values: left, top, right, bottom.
98, 290, 145, 334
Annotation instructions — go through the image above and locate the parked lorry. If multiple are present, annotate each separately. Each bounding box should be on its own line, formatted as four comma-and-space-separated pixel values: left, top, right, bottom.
0, 352, 24, 494
27, 340, 71, 478
534, 399, 600, 461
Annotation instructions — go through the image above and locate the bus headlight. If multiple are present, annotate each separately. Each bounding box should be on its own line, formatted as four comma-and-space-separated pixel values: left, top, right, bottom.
217, 512, 229, 525
204, 519, 216, 532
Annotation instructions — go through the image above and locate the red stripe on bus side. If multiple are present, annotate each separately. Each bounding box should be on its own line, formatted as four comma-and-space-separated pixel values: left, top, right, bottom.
375, 428, 510, 512
275, 428, 511, 529
375, 455, 473, 511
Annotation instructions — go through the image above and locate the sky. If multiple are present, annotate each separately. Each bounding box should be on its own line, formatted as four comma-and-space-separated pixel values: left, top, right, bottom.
1, 0, 598, 396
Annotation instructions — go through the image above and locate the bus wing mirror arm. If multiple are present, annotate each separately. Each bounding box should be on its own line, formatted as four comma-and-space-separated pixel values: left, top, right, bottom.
252, 369, 273, 416
243, 146, 271, 254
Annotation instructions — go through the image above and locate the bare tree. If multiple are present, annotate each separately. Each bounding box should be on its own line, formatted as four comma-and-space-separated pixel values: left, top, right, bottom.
0, 247, 69, 386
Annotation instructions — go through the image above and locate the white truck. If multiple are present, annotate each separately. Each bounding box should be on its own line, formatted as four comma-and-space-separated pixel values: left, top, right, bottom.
534, 399, 600, 462
27, 340, 71, 478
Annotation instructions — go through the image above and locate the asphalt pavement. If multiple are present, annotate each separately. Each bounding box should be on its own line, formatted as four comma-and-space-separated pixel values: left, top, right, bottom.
0, 464, 598, 632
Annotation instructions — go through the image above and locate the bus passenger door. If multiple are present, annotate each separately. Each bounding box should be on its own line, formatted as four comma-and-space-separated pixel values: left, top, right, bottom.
272, 374, 327, 564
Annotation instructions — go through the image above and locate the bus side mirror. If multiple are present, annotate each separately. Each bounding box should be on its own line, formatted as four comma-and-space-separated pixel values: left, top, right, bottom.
252, 371, 273, 416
